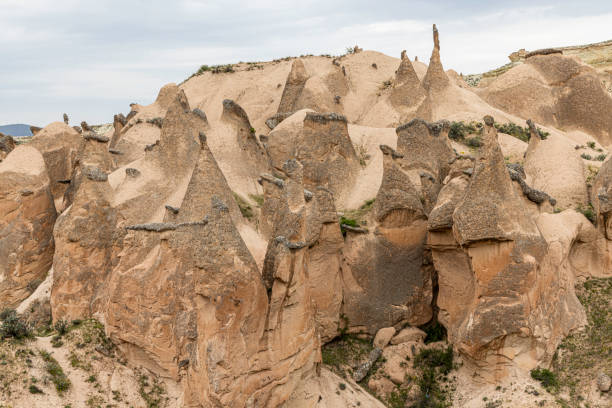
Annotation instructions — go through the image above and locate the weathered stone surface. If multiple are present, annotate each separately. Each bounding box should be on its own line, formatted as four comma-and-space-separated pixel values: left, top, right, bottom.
592, 157, 612, 239
0, 132, 15, 161
373, 327, 396, 349
0, 146, 56, 309
390, 327, 426, 345
422, 24, 450, 95
429, 118, 586, 380
277, 59, 308, 114
29, 122, 82, 202
342, 145, 432, 333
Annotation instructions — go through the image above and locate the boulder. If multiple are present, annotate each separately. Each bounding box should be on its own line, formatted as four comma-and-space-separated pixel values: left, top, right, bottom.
373, 327, 396, 349
0, 146, 56, 309
390, 327, 426, 345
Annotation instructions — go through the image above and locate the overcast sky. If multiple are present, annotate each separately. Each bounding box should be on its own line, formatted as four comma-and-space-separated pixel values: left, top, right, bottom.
1, 0, 611, 126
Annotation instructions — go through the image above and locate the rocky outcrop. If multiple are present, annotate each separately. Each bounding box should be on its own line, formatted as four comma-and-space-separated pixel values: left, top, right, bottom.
29, 122, 82, 203
395, 118, 454, 197
0, 146, 56, 309
482, 53, 612, 145
429, 116, 585, 380
277, 59, 309, 114
523, 119, 586, 209
390, 56, 431, 121
109, 113, 127, 149
342, 145, 432, 333
421, 24, 450, 95
0, 132, 15, 161
592, 157, 612, 239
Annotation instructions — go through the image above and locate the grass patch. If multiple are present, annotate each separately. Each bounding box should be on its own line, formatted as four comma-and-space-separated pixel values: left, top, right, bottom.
494, 122, 549, 142
40, 350, 71, 394
552, 278, 611, 404
137, 371, 167, 408
530, 367, 559, 393
233, 192, 254, 220
248, 194, 264, 207
410, 346, 455, 407
321, 334, 373, 378
576, 203, 595, 223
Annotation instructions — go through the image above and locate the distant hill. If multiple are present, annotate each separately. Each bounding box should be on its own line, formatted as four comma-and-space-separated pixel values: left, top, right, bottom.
0, 124, 33, 137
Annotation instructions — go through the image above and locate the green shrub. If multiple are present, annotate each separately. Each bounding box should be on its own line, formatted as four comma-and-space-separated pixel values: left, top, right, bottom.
494, 122, 548, 142
581, 153, 592, 160
40, 351, 71, 394
54, 319, 69, 336
465, 137, 482, 147
413, 346, 454, 375
420, 320, 447, 344
248, 194, 264, 207
576, 204, 595, 223
448, 121, 481, 141
29, 384, 43, 394
587, 141, 596, 149
233, 192, 254, 220
596, 154, 607, 161
530, 367, 559, 393
0, 309, 31, 340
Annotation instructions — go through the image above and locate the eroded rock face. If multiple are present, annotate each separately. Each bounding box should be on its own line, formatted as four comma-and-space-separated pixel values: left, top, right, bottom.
342, 145, 432, 333
482, 53, 612, 145
523, 119, 586, 209
390, 57, 431, 121
429, 117, 585, 380
592, 157, 612, 239
29, 122, 82, 202
0, 132, 16, 161
421, 24, 450, 95
0, 146, 56, 309
277, 59, 309, 114
51, 92, 319, 407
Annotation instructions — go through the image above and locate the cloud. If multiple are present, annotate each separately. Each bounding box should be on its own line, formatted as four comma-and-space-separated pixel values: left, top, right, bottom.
0, 0, 611, 125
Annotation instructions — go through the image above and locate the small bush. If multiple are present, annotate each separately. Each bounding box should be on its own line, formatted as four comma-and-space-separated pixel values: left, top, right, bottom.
413, 346, 454, 375
40, 350, 71, 394
581, 153, 592, 160
233, 192, 254, 220
0, 309, 31, 340
54, 319, 69, 336
587, 141, 596, 149
29, 384, 43, 394
465, 137, 482, 148
530, 367, 559, 393
248, 194, 264, 207
449, 121, 481, 141
576, 204, 595, 223
595, 153, 607, 161
420, 320, 447, 344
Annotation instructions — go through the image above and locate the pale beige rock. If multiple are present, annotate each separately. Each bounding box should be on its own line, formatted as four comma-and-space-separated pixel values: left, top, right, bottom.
373, 327, 396, 349
29, 122, 81, 202
390, 327, 426, 345
0, 146, 56, 309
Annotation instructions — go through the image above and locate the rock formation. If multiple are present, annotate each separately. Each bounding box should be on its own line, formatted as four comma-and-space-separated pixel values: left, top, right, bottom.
28, 122, 82, 204
0, 132, 15, 161
429, 117, 585, 380
342, 144, 432, 333
592, 157, 612, 239
0, 146, 56, 309
277, 59, 309, 114
421, 24, 450, 95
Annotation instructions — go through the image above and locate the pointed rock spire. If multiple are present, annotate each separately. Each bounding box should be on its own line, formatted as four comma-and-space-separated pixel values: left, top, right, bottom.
422, 24, 450, 94
277, 59, 308, 114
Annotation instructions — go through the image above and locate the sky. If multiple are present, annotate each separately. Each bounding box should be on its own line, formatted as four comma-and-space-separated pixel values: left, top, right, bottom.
1, 0, 611, 126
